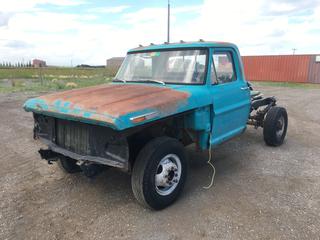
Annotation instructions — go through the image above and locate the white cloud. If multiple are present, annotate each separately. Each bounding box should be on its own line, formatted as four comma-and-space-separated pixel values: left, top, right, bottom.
268, 2, 296, 13
0, 0, 86, 12
0, 0, 319, 65
89, 5, 130, 14
0, 12, 12, 27
122, 5, 201, 26
173, 0, 320, 55
123, 8, 166, 24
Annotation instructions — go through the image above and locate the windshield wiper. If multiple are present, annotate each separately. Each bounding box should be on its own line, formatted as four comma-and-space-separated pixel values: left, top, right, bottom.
114, 78, 165, 85
146, 79, 166, 85
113, 78, 126, 83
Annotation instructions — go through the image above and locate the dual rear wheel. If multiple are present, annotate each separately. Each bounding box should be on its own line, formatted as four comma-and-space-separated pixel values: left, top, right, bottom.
263, 107, 288, 146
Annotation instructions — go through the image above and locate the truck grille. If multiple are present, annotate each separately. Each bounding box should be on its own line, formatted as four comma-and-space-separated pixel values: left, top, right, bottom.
56, 119, 90, 155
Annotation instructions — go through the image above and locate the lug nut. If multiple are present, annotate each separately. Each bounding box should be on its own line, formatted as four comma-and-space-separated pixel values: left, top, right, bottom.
174, 173, 178, 177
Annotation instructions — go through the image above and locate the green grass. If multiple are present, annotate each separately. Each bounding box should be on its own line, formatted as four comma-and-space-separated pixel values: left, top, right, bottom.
1, 67, 319, 93
0, 67, 117, 79
251, 81, 320, 89
0, 67, 117, 93
0, 77, 113, 93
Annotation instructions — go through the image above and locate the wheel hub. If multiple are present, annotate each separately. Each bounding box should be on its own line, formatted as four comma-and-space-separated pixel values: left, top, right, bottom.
155, 154, 181, 196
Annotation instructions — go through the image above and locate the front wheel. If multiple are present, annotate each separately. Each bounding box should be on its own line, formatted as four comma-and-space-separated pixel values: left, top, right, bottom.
263, 107, 288, 146
131, 137, 187, 210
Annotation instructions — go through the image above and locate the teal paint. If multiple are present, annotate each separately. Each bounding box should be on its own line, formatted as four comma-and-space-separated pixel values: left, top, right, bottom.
128, 41, 238, 53
207, 47, 250, 146
24, 42, 251, 150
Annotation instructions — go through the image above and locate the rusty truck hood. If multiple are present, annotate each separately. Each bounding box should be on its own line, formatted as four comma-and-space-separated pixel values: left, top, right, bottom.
23, 83, 192, 130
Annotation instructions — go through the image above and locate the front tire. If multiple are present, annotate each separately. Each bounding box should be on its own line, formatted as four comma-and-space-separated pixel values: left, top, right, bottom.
131, 137, 187, 210
263, 107, 288, 146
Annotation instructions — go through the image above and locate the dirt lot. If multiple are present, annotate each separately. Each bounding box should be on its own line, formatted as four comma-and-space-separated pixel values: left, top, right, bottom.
1, 85, 320, 240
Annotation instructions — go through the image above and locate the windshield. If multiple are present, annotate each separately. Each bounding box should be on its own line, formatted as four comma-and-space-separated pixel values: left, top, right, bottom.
115, 49, 207, 84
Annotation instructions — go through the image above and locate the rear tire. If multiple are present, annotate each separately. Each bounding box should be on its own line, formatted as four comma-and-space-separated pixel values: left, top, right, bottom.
131, 137, 187, 210
58, 156, 81, 173
263, 107, 288, 146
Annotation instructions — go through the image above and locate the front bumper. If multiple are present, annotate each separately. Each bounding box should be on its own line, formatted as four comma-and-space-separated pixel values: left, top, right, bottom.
39, 137, 127, 169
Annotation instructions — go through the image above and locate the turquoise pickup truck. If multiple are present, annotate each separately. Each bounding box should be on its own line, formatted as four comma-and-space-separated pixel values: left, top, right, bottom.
24, 41, 288, 210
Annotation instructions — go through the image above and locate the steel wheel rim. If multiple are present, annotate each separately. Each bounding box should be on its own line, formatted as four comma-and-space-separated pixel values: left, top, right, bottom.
155, 154, 182, 196
276, 116, 285, 139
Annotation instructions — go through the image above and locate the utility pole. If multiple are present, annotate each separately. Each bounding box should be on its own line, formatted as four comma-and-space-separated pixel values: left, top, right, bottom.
167, 0, 170, 43
292, 48, 297, 55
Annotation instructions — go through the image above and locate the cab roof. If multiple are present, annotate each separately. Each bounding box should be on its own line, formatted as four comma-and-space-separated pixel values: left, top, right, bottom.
128, 40, 238, 53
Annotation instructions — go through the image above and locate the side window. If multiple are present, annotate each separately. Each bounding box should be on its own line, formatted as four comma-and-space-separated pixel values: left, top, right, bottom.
212, 52, 236, 84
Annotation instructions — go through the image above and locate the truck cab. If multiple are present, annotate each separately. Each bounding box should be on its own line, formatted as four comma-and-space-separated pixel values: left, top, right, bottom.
24, 41, 288, 210
115, 41, 251, 149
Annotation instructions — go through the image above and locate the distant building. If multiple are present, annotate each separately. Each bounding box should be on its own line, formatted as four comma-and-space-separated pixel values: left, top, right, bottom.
32, 59, 46, 67
106, 57, 124, 69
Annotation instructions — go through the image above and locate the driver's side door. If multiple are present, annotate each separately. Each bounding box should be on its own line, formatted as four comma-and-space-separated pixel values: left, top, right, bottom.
209, 48, 250, 146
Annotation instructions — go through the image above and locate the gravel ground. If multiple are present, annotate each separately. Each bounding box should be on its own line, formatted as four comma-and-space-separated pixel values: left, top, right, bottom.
0, 85, 319, 240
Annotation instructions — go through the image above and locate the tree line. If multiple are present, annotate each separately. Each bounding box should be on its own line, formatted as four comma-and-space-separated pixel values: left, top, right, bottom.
0, 61, 33, 68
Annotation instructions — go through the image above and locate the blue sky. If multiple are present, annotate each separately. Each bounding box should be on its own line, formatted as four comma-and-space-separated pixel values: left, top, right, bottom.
0, 0, 320, 65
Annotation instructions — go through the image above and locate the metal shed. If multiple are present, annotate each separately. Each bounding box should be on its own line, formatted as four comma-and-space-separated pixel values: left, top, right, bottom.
242, 55, 320, 83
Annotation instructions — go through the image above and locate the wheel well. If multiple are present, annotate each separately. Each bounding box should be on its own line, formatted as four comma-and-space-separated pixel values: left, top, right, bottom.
127, 114, 192, 171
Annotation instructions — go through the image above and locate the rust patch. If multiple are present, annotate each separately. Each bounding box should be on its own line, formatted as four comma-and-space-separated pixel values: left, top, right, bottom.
39, 84, 190, 118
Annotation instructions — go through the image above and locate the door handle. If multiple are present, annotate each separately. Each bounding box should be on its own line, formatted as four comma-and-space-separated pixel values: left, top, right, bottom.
240, 86, 249, 90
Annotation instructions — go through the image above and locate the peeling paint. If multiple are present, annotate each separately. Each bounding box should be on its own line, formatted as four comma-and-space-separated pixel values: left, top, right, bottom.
23, 83, 193, 130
